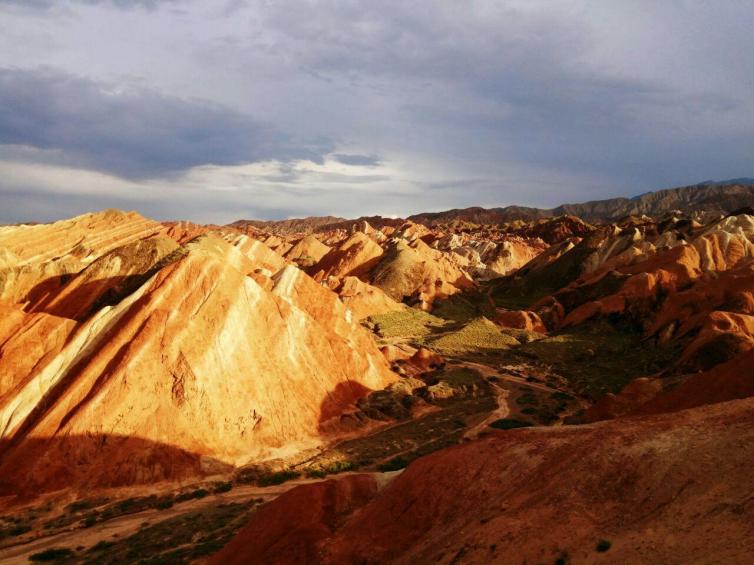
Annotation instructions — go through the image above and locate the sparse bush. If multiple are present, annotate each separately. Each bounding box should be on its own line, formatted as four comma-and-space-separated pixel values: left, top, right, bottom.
175, 488, 209, 503
257, 470, 300, 486
213, 481, 233, 494
378, 456, 408, 472
516, 391, 538, 405
489, 418, 533, 430
154, 497, 174, 510
81, 514, 98, 528
325, 461, 355, 474
8, 524, 31, 536
29, 547, 74, 561
90, 540, 116, 552
596, 539, 612, 552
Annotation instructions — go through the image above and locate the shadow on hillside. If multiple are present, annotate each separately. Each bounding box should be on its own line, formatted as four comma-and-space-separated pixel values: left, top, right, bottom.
25, 276, 130, 320
0, 435, 232, 500
317, 381, 372, 433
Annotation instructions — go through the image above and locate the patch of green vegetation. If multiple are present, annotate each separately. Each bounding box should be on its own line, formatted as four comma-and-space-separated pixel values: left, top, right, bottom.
257, 470, 300, 487
516, 391, 539, 406
489, 418, 533, 430
518, 320, 680, 400
175, 488, 208, 503
367, 309, 446, 343
83, 502, 255, 564
428, 317, 519, 355
305, 460, 356, 479
90, 540, 116, 552
306, 392, 496, 475
29, 547, 74, 561
378, 456, 409, 472
154, 497, 174, 510
212, 481, 233, 494
596, 539, 612, 552
438, 367, 485, 389
3, 523, 31, 537
431, 292, 495, 324
65, 498, 109, 514
489, 285, 548, 311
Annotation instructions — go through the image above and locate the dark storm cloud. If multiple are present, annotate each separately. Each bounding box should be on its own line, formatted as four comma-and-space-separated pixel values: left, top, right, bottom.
0, 67, 332, 178
331, 154, 381, 167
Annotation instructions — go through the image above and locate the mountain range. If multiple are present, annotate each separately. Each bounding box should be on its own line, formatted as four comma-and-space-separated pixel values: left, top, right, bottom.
235, 180, 754, 235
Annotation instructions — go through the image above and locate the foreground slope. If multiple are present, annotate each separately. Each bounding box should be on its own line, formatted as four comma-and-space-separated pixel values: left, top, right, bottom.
218, 396, 754, 564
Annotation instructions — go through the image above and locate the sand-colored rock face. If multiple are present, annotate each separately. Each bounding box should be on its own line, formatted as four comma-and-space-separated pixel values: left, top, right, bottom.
0, 210, 163, 304
285, 234, 331, 267
28, 236, 181, 321
313, 231, 384, 279
0, 302, 76, 399
484, 238, 546, 276
221, 397, 754, 564
333, 276, 407, 320
370, 238, 474, 309
0, 219, 395, 494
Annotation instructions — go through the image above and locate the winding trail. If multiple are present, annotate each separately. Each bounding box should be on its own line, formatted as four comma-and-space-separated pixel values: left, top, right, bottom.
0, 474, 393, 564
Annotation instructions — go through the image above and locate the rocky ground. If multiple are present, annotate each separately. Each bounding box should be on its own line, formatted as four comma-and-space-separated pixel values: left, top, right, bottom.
1, 201, 753, 563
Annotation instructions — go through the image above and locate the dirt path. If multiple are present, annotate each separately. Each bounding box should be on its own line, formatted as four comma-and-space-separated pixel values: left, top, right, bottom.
463, 382, 509, 439
0, 477, 346, 563
460, 359, 562, 394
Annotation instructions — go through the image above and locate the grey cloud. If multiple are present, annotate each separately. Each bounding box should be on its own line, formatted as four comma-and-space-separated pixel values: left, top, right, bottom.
1, 1, 753, 221
0, 0, 178, 10
0, 67, 332, 178
331, 154, 381, 167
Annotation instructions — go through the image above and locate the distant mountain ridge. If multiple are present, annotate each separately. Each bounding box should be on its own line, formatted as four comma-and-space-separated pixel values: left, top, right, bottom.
232, 180, 754, 233
408, 180, 754, 225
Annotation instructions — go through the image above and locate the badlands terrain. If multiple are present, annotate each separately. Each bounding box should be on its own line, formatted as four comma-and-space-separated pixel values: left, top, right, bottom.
1, 181, 754, 563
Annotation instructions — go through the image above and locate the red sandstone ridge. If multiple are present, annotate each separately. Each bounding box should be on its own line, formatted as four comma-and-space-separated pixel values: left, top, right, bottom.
210, 474, 381, 565
222, 397, 754, 564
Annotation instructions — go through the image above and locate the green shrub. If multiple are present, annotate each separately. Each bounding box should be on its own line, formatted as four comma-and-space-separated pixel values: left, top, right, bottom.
90, 540, 116, 552
154, 497, 174, 510
29, 547, 74, 561
489, 418, 533, 430
596, 539, 612, 552
8, 524, 31, 536
213, 481, 233, 494
377, 456, 408, 472
257, 471, 300, 486
81, 515, 98, 528
175, 488, 209, 503
516, 392, 538, 405
325, 461, 355, 474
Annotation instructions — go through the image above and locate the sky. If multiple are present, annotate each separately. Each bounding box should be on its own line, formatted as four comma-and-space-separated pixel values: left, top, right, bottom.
0, 0, 753, 223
